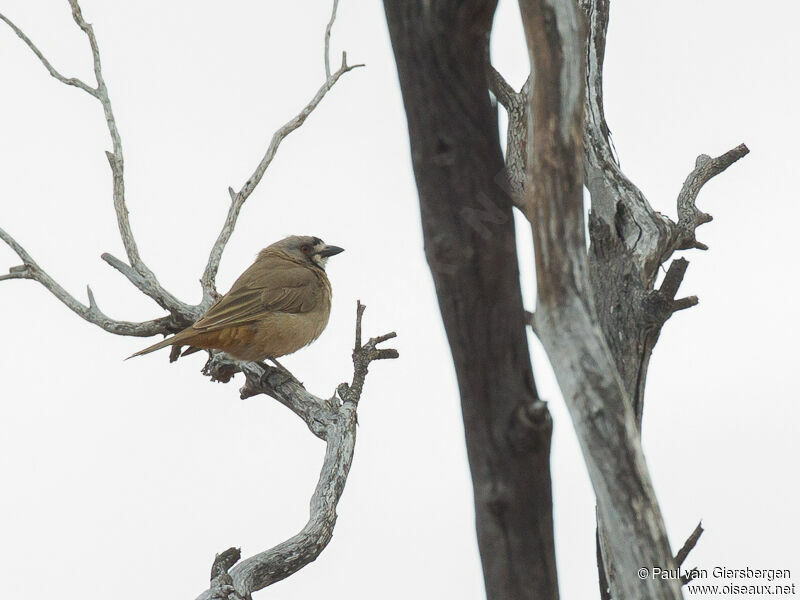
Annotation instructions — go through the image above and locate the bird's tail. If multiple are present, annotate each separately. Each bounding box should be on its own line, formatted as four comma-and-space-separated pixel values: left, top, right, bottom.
126, 329, 195, 360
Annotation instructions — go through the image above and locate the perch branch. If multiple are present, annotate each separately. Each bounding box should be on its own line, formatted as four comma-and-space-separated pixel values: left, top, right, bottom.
200, 0, 363, 306
0, 227, 179, 337
195, 302, 397, 599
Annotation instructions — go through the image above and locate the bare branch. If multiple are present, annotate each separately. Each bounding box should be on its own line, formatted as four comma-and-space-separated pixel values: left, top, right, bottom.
195, 302, 397, 598
0, 12, 97, 96
488, 66, 530, 207
1, 2, 191, 319
489, 65, 532, 210
488, 65, 519, 110
673, 144, 750, 251
211, 548, 242, 580
0, 227, 178, 337
100, 252, 197, 320
66, 0, 192, 318
672, 296, 699, 312
200, 2, 363, 306
659, 257, 689, 300
582, 0, 675, 283
324, 0, 340, 79
207, 547, 244, 600
674, 521, 704, 567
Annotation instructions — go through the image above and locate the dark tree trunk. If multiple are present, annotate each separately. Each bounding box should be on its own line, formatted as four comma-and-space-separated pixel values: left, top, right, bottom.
383, 3, 559, 600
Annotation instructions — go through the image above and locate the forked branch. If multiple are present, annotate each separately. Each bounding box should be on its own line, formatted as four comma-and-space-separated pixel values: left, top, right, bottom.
0, 0, 193, 321
196, 302, 397, 598
488, 66, 531, 205
672, 144, 750, 252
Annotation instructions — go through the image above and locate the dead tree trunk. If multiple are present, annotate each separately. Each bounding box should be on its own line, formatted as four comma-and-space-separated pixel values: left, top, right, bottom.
386, 0, 747, 599
383, 3, 559, 600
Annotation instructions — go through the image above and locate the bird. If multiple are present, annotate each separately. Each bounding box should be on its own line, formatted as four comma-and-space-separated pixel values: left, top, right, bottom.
130, 235, 344, 362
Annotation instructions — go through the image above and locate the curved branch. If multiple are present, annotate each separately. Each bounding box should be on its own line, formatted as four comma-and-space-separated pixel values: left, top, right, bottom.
200, 0, 363, 306
195, 302, 397, 599
0, 227, 179, 337
673, 144, 749, 251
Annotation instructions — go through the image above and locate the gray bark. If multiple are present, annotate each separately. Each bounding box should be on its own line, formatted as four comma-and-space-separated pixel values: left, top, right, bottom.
383, 3, 559, 600
517, 1, 683, 598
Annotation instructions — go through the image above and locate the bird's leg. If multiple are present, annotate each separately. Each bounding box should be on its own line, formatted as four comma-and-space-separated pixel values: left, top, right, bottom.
265, 357, 301, 387
268, 357, 289, 372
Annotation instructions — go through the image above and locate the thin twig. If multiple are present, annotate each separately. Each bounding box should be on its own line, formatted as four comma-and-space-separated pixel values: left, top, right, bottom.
200, 0, 363, 305
69, 0, 191, 317
1, 1, 191, 318
0, 12, 97, 96
0, 227, 178, 337
324, 0, 340, 79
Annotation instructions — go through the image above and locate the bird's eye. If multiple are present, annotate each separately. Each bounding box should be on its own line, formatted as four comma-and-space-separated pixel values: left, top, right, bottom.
301, 245, 312, 254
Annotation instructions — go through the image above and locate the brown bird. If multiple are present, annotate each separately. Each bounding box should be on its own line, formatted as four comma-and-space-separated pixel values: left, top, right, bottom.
131, 235, 344, 362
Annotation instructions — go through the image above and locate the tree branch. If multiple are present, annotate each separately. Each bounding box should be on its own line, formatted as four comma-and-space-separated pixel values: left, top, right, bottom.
674, 521, 704, 568
488, 66, 530, 207
581, 0, 675, 284
195, 302, 397, 598
673, 144, 750, 252
324, 0, 340, 79
579, 0, 747, 595
1, 1, 193, 320
488, 65, 520, 110
518, 1, 682, 599
200, 0, 363, 306
68, 0, 192, 318
0, 227, 179, 337
0, 12, 97, 96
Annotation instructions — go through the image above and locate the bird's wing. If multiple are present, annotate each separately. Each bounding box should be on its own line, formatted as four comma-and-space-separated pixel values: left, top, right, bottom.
192, 262, 321, 332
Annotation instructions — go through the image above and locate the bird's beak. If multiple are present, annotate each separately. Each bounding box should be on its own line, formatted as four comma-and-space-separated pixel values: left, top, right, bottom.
318, 244, 345, 258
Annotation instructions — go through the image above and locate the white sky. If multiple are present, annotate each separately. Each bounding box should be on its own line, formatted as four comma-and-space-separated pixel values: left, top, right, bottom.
0, 1, 797, 598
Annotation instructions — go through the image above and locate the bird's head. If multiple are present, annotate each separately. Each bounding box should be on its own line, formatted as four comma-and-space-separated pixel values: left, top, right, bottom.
269, 235, 344, 270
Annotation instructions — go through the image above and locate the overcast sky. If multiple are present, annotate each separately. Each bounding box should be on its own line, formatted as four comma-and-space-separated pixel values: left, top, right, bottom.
0, 1, 798, 598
